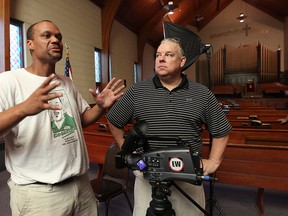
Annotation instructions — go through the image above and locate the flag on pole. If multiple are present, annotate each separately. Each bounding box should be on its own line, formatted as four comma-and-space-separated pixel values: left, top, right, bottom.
64, 45, 73, 80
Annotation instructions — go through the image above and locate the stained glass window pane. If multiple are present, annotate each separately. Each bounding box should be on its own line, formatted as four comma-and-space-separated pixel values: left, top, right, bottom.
10, 21, 23, 71
134, 62, 137, 83
94, 48, 101, 83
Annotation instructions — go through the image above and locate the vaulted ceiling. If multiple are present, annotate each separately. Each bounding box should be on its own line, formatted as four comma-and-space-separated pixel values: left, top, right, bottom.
91, 0, 288, 48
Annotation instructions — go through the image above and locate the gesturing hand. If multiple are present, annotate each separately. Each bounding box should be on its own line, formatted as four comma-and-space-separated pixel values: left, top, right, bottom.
22, 73, 63, 116
89, 77, 125, 110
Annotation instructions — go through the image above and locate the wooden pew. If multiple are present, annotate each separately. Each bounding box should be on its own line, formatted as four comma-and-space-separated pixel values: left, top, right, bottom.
211, 85, 240, 97
227, 116, 284, 122
201, 129, 288, 215
228, 120, 288, 130
226, 113, 287, 120
211, 97, 288, 214
259, 82, 288, 95
84, 131, 115, 165
226, 109, 287, 115
220, 98, 288, 110
83, 121, 134, 165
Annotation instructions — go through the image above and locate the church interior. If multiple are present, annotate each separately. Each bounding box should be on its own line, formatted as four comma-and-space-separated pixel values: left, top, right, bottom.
0, 0, 288, 215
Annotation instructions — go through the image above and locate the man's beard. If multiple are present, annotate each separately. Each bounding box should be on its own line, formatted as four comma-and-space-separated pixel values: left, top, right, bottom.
48, 52, 63, 63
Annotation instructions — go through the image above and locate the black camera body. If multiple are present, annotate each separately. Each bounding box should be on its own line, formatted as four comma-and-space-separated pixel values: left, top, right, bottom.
116, 146, 203, 185
115, 121, 216, 216
115, 120, 204, 185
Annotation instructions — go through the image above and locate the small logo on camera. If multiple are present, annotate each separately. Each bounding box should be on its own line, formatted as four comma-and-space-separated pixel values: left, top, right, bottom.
169, 157, 184, 172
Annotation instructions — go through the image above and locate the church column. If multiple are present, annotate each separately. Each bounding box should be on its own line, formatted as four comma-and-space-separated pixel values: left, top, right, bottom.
100, 0, 121, 88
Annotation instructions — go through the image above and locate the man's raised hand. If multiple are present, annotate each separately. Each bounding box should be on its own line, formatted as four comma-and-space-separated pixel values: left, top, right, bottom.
21, 73, 63, 116
89, 77, 125, 110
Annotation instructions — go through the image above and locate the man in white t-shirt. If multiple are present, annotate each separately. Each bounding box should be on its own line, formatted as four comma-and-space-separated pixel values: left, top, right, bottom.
0, 20, 125, 216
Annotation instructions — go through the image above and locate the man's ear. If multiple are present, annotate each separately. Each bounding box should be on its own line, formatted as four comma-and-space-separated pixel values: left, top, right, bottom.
180, 56, 186, 68
26, 40, 34, 50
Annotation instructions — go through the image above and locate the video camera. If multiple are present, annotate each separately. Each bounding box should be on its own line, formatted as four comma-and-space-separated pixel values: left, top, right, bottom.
115, 120, 213, 185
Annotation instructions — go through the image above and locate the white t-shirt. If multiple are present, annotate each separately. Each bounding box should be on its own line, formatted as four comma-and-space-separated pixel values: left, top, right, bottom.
0, 69, 90, 184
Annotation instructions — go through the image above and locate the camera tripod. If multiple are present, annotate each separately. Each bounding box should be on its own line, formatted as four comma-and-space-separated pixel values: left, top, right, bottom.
146, 180, 210, 216
146, 181, 175, 216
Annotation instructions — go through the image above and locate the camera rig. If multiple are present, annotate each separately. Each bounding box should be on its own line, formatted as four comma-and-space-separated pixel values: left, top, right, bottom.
116, 146, 203, 185
115, 120, 216, 184
115, 121, 215, 216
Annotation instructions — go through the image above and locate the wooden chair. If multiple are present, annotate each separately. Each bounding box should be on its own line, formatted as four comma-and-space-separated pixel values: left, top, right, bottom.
90, 143, 133, 216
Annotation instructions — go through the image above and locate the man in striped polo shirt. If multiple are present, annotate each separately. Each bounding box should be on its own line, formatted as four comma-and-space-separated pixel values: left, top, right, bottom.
107, 38, 232, 216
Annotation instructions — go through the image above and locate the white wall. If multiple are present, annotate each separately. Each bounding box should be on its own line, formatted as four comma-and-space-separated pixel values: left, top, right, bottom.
110, 20, 137, 89
142, 43, 155, 81
10, 0, 102, 104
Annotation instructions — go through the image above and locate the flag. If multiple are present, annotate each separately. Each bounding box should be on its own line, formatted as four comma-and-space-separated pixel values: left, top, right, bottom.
64, 49, 73, 80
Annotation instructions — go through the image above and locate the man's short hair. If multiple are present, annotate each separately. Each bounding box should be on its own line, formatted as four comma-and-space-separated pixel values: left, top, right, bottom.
160, 38, 185, 56
26, 20, 53, 40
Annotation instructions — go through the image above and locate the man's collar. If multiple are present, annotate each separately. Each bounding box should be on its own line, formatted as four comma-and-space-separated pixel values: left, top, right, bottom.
153, 73, 189, 89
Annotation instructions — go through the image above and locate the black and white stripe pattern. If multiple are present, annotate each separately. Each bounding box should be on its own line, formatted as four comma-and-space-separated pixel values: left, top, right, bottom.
107, 74, 232, 154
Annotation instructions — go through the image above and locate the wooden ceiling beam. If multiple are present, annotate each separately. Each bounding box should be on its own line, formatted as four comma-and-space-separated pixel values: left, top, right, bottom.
244, 0, 285, 22
100, 0, 122, 86
169, 0, 198, 26
197, 0, 233, 30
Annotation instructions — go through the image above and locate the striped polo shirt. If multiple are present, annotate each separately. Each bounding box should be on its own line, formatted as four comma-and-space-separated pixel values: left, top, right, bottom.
107, 74, 232, 154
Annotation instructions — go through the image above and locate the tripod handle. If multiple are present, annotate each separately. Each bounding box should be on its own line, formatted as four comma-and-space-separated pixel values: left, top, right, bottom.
198, 175, 218, 181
